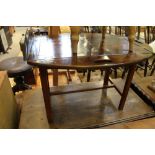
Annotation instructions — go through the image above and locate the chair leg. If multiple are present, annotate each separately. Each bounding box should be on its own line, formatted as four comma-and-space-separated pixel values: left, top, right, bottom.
87, 70, 91, 82
114, 68, 118, 78
100, 69, 104, 76
119, 26, 122, 35
109, 26, 112, 34
144, 27, 147, 43
122, 67, 128, 79
137, 26, 141, 40
150, 65, 155, 76
83, 71, 86, 76
144, 59, 149, 77
115, 27, 118, 35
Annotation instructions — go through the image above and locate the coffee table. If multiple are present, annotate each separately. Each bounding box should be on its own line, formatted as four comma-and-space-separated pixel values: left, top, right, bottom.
26, 32, 153, 122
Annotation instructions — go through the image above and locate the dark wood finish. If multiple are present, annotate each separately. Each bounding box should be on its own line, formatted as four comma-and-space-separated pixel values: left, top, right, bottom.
110, 78, 125, 95
118, 65, 136, 110
50, 83, 114, 95
27, 34, 153, 69
150, 65, 155, 75
24, 69, 36, 85
26, 33, 153, 122
87, 69, 91, 82
39, 67, 52, 122
0, 57, 34, 94
53, 69, 58, 86
137, 26, 141, 40
150, 58, 155, 76
104, 68, 111, 86
66, 69, 72, 82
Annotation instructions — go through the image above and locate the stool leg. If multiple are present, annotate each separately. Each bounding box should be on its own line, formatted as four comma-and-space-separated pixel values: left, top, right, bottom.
12, 76, 31, 94
87, 70, 91, 82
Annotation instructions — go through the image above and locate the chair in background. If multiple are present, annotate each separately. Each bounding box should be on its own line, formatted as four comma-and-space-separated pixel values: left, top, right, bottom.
150, 58, 155, 75
122, 27, 155, 77
0, 31, 35, 94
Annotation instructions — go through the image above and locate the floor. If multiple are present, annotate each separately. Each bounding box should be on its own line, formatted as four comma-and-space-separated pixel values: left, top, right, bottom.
1, 26, 155, 128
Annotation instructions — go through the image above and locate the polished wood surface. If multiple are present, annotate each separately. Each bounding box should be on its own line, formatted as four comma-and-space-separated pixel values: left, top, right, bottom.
26, 32, 154, 122
27, 33, 153, 69
118, 65, 136, 110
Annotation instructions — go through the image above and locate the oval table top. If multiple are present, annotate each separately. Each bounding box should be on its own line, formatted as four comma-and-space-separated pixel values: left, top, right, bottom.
27, 33, 154, 69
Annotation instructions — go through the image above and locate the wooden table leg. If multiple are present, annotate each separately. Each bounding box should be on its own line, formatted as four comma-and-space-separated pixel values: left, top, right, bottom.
87, 70, 91, 82
39, 67, 52, 123
118, 65, 136, 110
102, 68, 111, 96
104, 68, 111, 86
66, 69, 72, 82
137, 26, 141, 40
53, 69, 58, 86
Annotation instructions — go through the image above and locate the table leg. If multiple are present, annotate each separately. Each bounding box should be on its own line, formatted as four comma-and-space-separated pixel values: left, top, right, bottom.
87, 70, 91, 82
39, 67, 52, 122
104, 68, 111, 86
53, 69, 58, 86
137, 26, 141, 40
118, 65, 136, 110
102, 68, 111, 98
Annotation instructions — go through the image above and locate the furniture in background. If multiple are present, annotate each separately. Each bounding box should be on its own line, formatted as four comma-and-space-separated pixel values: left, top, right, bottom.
9, 26, 15, 35
131, 76, 155, 110
0, 71, 18, 128
150, 58, 155, 75
0, 28, 9, 54
0, 26, 15, 54
2, 26, 13, 46
48, 26, 60, 38
137, 26, 155, 77
0, 31, 35, 94
0, 57, 35, 94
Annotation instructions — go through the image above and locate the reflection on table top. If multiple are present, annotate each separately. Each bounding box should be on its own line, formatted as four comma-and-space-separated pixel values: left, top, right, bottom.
27, 33, 153, 69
